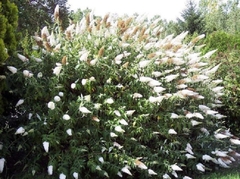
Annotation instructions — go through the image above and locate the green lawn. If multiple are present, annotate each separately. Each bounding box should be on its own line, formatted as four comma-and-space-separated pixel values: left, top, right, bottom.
199, 168, 240, 179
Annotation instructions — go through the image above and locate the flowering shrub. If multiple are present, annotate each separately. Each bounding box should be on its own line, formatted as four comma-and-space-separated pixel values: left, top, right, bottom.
2, 6, 240, 178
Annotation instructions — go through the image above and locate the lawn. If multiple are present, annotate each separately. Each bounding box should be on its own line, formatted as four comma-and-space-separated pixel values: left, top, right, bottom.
199, 168, 240, 179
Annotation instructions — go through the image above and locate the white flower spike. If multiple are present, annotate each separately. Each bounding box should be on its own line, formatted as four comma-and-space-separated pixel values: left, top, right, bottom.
121, 166, 132, 176
168, 129, 177, 135
133, 93, 143, 98
153, 86, 166, 93
37, 72, 43, 78
54, 96, 61, 102
0, 158, 5, 173
218, 158, 230, 168
110, 132, 118, 137
79, 106, 91, 114
191, 120, 202, 126
230, 138, 240, 145
66, 129, 72, 136
114, 110, 121, 117
47, 101, 55, 110
163, 173, 171, 179
23, 70, 33, 77
48, 165, 53, 175
63, 114, 70, 120
59, 173, 66, 179
148, 169, 157, 175
185, 153, 196, 159
92, 116, 100, 122
139, 60, 151, 68
119, 119, 128, 126
81, 79, 87, 85
105, 98, 114, 104
98, 157, 104, 163
134, 159, 148, 169
115, 126, 125, 133
203, 49, 217, 59
170, 113, 179, 119
15, 127, 25, 135
196, 163, 205, 172
16, 99, 24, 107
117, 171, 123, 177
17, 53, 29, 62
43, 141, 49, 153
7, 66, 17, 74
71, 83, 76, 89
53, 63, 62, 76
185, 143, 194, 155
165, 74, 179, 82
113, 142, 123, 149
126, 110, 135, 116
183, 176, 192, 179
202, 154, 213, 161
73, 172, 78, 179
171, 163, 183, 171
96, 165, 102, 171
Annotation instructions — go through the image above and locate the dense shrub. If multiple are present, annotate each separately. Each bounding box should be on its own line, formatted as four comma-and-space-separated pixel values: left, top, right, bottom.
208, 49, 240, 135
202, 31, 240, 55
200, 31, 240, 135
2, 8, 240, 178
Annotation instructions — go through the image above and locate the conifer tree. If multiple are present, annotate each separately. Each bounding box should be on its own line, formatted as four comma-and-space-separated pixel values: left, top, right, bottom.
176, 0, 205, 35
0, 0, 18, 114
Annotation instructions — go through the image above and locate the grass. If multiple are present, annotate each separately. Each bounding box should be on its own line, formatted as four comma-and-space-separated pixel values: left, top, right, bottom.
198, 168, 240, 179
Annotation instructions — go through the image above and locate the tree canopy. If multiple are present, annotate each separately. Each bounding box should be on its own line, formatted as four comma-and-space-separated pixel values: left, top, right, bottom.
11, 0, 69, 35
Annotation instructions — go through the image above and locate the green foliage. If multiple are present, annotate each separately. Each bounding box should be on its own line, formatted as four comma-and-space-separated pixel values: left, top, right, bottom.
3, 10, 240, 179
202, 31, 240, 55
0, 0, 18, 62
207, 49, 240, 135
201, 31, 240, 135
0, 0, 18, 115
69, 8, 91, 24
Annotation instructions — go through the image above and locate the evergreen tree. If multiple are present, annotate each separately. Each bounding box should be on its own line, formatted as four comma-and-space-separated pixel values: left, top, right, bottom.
176, 0, 205, 35
0, 0, 18, 114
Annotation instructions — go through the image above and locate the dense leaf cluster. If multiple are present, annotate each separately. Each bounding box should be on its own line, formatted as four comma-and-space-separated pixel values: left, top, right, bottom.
0, 0, 18, 115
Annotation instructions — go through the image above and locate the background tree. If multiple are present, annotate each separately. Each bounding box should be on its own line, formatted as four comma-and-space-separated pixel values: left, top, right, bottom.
199, 0, 240, 34
10, 0, 69, 35
225, 0, 240, 33
69, 8, 93, 23
176, 0, 205, 35
0, 0, 18, 115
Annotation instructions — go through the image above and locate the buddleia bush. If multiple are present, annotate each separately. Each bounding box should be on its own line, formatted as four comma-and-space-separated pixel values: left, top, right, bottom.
2, 6, 240, 178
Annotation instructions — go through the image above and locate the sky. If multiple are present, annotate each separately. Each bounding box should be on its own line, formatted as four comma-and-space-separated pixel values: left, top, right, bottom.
67, 0, 200, 21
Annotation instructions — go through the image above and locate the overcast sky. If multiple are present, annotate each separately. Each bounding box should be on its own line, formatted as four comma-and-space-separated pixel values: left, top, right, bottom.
67, 0, 200, 21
